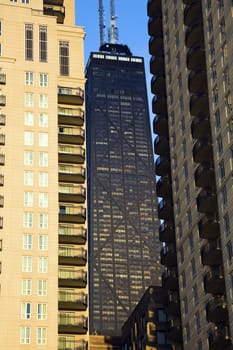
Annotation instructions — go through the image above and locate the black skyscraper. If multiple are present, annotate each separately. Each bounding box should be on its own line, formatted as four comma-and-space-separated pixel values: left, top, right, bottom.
86, 43, 161, 336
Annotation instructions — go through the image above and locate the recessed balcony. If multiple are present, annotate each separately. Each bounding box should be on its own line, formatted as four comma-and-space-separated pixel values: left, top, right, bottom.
155, 156, 170, 177
201, 240, 222, 266
58, 127, 85, 145
44, 0, 64, 5
206, 297, 228, 323
0, 134, 5, 145
58, 107, 84, 126
184, 0, 202, 27
152, 95, 167, 115
162, 269, 178, 291
159, 222, 175, 243
191, 115, 211, 139
0, 154, 5, 165
148, 16, 163, 36
0, 216, 3, 229
0, 73, 6, 85
198, 214, 220, 240
151, 74, 166, 96
195, 162, 215, 188
187, 47, 206, 70
59, 226, 87, 245
154, 135, 169, 156
153, 115, 168, 136
166, 292, 180, 316
58, 269, 87, 288
147, 0, 162, 17
59, 185, 85, 204
190, 94, 209, 116
185, 23, 204, 49
0, 174, 4, 186
160, 244, 177, 267
204, 267, 225, 295
59, 165, 85, 184
59, 206, 86, 224
188, 70, 207, 94
150, 55, 164, 75
158, 199, 173, 221
0, 94, 6, 106
197, 188, 217, 213
58, 291, 87, 311
0, 113, 6, 126
0, 195, 4, 208
149, 36, 163, 55
193, 139, 212, 163
58, 338, 87, 350
58, 87, 84, 106
58, 146, 85, 164
209, 326, 232, 350
58, 314, 87, 335
168, 319, 182, 343
43, 4, 65, 24
59, 246, 87, 266
156, 176, 172, 198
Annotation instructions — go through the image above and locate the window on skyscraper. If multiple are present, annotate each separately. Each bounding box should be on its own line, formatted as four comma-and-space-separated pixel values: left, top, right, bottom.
59, 41, 69, 76
25, 24, 33, 61
39, 26, 47, 62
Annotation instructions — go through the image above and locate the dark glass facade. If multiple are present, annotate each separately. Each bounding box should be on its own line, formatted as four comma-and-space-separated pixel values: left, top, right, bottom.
86, 46, 161, 336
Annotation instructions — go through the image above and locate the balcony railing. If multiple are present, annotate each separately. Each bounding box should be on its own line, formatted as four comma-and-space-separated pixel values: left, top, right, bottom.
58, 337, 87, 350
59, 246, 87, 266
58, 87, 84, 105
0, 114, 6, 125
0, 94, 6, 106
58, 313, 87, 334
0, 73, 6, 85
58, 268, 87, 288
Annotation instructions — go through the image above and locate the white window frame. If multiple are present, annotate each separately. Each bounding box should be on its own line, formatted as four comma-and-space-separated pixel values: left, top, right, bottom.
21, 302, 31, 319
20, 327, 31, 344
38, 235, 48, 250
22, 256, 32, 272
39, 172, 48, 187
37, 303, 47, 320
25, 71, 34, 86
39, 113, 48, 127
39, 94, 48, 108
21, 279, 32, 295
24, 131, 34, 146
24, 151, 34, 166
37, 327, 47, 345
24, 171, 34, 186
24, 93, 34, 107
39, 152, 48, 167
38, 192, 48, 208
24, 112, 34, 126
37, 279, 47, 296
24, 191, 33, 207
23, 212, 33, 228
38, 257, 48, 273
39, 133, 48, 147
39, 73, 48, 87
38, 213, 48, 229
23, 233, 33, 250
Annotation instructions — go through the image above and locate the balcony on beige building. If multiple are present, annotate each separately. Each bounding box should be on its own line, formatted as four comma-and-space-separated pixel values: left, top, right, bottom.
0, 73, 6, 85
59, 205, 86, 224
201, 240, 222, 266
155, 155, 170, 177
58, 87, 84, 106
185, 23, 204, 49
160, 244, 177, 267
151, 74, 166, 96
208, 325, 232, 350
59, 164, 85, 184
156, 176, 172, 198
148, 16, 162, 37
58, 126, 85, 145
58, 313, 87, 334
58, 268, 87, 288
43, 4, 65, 24
198, 214, 220, 240
147, 0, 162, 18
58, 145, 85, 164
159, 222, 175, 243
153, 115, 168, 136
191, 115, 211, 139
184, 1, 202, 27
59, 184, 86, 203
58, 337, 87, 350
0, 134, 5, 145
58, 291, 87, 311
158, 199, 173, 221
187, 47, 206, 71
197, 188, 217, 213
0, 113, 6, 126
0, 94, 6, 106
162, 268, 178, 291
59, 226, 87, 245
154, 135, 169, 156
58, 245, 87, 266
149, 35, 163, 55
0, 174, 4, 186
150, 55, 164, 75
58, 107, 84, 126
193, 139, 212, 163
152, 95, 167, 115
195, 162, 215, 188
0, 154, 5, 165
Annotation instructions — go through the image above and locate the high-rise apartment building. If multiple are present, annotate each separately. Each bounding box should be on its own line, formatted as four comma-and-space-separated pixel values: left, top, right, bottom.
148, 0, 233, 349
0, 1, 87, 349
86, 43, 162, 336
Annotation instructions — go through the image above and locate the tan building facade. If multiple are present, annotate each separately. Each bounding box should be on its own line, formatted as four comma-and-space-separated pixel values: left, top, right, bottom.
148, 0, 233, 350
0, 0, 87, 349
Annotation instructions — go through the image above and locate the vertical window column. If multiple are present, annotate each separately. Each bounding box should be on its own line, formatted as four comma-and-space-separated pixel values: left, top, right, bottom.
39, 26, 47, 62
25, 24, 33, 61
59, 41, 69, 76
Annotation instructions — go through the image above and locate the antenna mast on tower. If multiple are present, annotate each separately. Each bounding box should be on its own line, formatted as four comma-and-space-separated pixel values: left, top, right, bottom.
98, 0, 106, 47
109, 0, 118, 44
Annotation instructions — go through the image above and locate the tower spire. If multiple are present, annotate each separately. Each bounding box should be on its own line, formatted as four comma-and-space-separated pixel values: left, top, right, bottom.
98, 0, 106, 47
109, 0, 118, 44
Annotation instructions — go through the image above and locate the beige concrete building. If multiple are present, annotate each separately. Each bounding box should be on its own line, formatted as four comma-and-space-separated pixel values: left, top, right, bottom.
148, 0, 233, 350
0, 0, 87, 349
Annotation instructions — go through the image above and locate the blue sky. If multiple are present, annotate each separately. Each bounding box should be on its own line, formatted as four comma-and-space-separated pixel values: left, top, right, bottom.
75, 0, 152, 110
